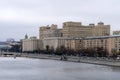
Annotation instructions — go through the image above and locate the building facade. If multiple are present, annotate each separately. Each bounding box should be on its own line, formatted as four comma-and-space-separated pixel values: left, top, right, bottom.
39, 24, 63, 40
23, 21, 114, 55
43, 36, 120, 56
22, 37, 43, 52
43, 37, 76, 50
39, 21, 110, 40
62, 21, 110, 38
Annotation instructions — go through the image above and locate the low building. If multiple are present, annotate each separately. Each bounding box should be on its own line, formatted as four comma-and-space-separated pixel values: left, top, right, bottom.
0, 42, 12, 51
43, 36, 120, 56
22, 36, 43, 52
43, 37, 76, 51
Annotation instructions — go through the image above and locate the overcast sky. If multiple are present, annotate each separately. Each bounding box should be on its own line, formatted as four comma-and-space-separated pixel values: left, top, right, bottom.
0, 0, 120, 41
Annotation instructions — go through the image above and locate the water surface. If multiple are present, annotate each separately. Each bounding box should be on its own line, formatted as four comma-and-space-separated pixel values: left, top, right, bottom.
0, 57, 120, 80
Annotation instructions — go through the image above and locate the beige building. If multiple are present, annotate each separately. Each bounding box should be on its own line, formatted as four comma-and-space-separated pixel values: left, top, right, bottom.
63, 21, 110, 38
39, 24, 63, 40
22, 36, 43, 52
39, 21, 110, 40
43, 36, 120, 56
83, 36, 120, 55
43, 37, 76, 50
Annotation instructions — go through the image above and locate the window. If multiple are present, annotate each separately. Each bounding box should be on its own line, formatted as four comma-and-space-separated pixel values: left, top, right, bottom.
101, 39, 103, 42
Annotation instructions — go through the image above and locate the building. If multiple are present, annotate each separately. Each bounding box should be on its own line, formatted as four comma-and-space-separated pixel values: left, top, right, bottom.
43, 36, 120, 56
43, 37, 76, 50
23, 21, 112, 55
0, 42, 12, 51
22, 36, 43, 52
7, 41, 21, 52
39, 21, 110, 40
39, 24, 63, 40
113, 31, 120, 35
63, 21, 110, 38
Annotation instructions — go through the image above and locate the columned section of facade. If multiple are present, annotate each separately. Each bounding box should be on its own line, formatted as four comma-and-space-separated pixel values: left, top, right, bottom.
43, 36, 120, 56
22, 37, 43, 52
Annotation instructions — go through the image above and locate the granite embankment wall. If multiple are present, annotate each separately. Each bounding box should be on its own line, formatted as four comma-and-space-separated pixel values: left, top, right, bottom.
21, 53, 120, 67
1, 52, 120, 67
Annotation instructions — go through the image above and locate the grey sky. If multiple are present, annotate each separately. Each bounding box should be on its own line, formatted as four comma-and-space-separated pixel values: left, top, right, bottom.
0, 0, 120, 41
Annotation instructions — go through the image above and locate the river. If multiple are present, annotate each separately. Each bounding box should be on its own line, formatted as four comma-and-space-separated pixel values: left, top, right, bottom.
0, 57, 120, 80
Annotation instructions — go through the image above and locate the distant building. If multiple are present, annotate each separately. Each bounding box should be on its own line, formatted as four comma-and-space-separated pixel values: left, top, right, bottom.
0, 42, 11, 50
113, 31, 120, 35
22, 36, 43, 52
6, 38, 15, 43
8, 41, 21, 52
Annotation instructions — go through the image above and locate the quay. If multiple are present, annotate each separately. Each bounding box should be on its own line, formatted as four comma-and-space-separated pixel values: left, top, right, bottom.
21, 53, 120, 67
1, 52, 120, 67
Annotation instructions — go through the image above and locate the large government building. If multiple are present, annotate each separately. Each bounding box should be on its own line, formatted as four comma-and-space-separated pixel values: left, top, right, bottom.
22, 21, 120, 56
39, 21, 110, 39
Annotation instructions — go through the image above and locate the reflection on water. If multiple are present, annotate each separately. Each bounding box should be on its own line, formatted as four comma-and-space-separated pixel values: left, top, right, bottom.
0, 57, 120, 80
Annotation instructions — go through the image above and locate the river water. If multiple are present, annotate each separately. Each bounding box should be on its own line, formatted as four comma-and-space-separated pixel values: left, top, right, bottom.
0, 57, 120, 80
